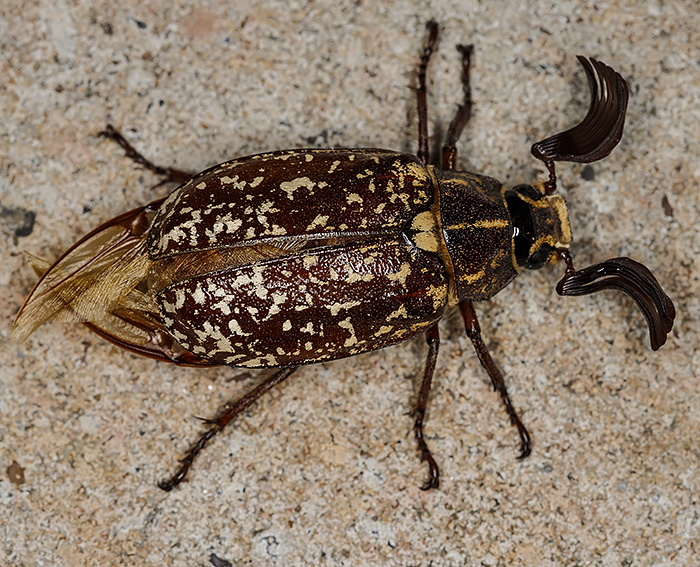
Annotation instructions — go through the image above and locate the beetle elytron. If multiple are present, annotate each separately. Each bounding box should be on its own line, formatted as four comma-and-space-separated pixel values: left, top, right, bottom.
13, 23, 675, 491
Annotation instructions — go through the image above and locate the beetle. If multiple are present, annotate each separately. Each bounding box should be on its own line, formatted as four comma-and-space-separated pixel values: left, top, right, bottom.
12, 22, 675, 491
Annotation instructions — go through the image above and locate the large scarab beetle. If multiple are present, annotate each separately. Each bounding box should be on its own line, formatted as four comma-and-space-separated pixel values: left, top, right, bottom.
13, 23, 674, 491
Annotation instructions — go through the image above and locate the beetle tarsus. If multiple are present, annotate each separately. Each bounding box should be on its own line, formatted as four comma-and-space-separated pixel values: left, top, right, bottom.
459, 301, 532, 459
100, 124, 195, 186
419, 448, 440, 491
158, 368, 297, 491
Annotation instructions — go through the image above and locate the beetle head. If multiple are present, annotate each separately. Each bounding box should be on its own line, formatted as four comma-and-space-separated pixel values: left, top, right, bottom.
504, 184, 571, 270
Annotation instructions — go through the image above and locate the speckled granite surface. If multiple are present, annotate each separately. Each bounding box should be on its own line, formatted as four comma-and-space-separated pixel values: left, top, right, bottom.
1, 1, 698, 565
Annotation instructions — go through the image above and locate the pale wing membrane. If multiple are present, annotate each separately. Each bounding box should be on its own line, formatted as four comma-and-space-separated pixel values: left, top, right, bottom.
148, 240, 309, 295
148, 236, 360, 294
12, 226, 155, 344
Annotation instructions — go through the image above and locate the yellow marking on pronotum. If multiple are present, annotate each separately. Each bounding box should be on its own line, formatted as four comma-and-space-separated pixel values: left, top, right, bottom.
446, 219, 510, 231
458, 265, 487, 284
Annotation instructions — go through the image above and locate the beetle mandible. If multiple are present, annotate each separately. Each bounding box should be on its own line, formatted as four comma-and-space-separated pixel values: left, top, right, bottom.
13, 22, 675, 491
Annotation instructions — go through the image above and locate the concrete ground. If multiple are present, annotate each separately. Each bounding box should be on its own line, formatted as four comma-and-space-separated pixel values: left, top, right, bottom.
1, 1, 698, 565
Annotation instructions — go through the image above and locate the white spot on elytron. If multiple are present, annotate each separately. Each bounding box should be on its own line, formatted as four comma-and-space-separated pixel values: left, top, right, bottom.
272, 293, 288, 305
425, 283, 448, 311
387, 305, 408, 320
282, 320, 292, 331
347, 193, 363, 205
306, 215, 329, 230
300, 322, 313, 333
303, 255, 318, 269
305, 154, 313, 162
228, 318, 251, 337
174, 288, 186, 309
241, 354, 279, 367
249, 176, 264, 188
206, 213, 243, 242
376, 325, 392, 336
386, 262, 411, 286
212, 300, 231, 316
196, 182, 207, 190
192, 284, 206, 305
413, 232, 439, 252
326, 300, 361, 317
216, 335, 233, 353
374, 202, 386, 215
277, 347, 286, 355
343, 265, 373, 284
338, 318, 357, 347
305, 341, 313, 350
328, 160, 340, 174
170, 328, 189, 344
411, 210, 435, 231
280, 177, 315, 200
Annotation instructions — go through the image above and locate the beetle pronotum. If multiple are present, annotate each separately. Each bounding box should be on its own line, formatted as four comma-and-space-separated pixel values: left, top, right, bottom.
13, 22, 674, 491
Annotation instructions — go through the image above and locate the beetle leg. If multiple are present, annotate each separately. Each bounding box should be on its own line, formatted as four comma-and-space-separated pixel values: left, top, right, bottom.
99, 124, 195, 186
158, 367, 298, 491
416, 21, 439, 166
459, 300, 532, 459
442, 44, 474, 171
413, 323, 441, 490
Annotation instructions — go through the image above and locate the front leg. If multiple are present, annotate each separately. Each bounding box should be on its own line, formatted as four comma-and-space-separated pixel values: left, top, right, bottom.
459, 301, 531, 459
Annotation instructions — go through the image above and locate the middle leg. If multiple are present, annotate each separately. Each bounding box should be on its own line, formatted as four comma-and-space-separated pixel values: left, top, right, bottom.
459, 300, 531, 459
413, 323, 441, 490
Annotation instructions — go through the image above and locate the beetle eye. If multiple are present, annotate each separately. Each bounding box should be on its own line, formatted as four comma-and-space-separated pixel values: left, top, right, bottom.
505, 185, 538, 266
505, 184, 560, 270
